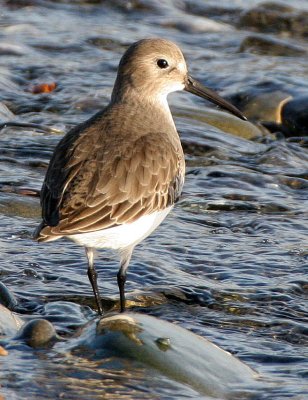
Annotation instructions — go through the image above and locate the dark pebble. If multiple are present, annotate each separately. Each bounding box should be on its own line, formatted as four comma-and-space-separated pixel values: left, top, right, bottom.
237, 2, 308, 38
281, 96, 308, 136
17, 319, 57, 348
0, 282, 17, 310
239, 35, 306, 56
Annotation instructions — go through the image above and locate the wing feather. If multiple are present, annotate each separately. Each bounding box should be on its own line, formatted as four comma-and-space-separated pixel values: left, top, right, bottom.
37, 128, 184, 240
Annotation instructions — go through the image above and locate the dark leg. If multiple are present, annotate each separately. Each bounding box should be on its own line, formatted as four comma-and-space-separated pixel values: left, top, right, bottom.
117, 250, 132, 313
117, 269, 126, 313
85, 247, 103, 316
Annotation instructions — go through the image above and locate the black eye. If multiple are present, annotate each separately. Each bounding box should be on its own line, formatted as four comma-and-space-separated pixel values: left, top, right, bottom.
157, 59, 169, 69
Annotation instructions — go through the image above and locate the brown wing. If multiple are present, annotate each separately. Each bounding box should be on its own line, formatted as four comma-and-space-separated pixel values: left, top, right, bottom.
37, 129, 184, 239
38, 110, 105, 228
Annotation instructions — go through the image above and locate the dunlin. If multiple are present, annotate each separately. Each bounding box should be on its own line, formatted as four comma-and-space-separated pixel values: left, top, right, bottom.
34, 38, 246, 314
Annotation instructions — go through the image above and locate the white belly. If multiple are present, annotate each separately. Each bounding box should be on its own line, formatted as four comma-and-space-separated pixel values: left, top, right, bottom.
68, 206, 172, 251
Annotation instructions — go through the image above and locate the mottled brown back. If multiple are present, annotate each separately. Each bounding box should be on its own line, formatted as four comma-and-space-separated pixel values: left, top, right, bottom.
36, 100, 184, 241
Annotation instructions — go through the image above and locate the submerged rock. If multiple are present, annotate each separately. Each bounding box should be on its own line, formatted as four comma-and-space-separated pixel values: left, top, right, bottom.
0, 282, 18, 310
249, 94, 308, 137
0, 304, 23, 336
75, 313, 258, 397
231, 90, 292, 123
239, 35, 306, 56
0, 284, 23, 336
281, 95, 308, 136
238, 2, 308, 38
175, 105, 267, 140
0, 193, 41, 219
16, 319, 58, 348
0, 345, 8, 356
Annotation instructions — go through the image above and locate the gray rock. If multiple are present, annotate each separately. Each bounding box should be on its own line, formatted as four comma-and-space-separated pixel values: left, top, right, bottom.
0, 304, 23, 336
16, 319, 58, 348
73, 312, 259, 397
239, 35, 306, 56
176, 105, 267, 140
281, 95, 308, 136
238, 2, 308, 38
232, 90, 292, 122
0, 282, 18, 310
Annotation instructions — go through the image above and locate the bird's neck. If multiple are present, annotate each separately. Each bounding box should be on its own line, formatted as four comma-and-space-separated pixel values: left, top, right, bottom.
110, 90, 177, 134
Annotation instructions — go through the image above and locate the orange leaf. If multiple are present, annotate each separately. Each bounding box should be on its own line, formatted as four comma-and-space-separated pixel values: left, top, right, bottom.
31, 82, 57, 94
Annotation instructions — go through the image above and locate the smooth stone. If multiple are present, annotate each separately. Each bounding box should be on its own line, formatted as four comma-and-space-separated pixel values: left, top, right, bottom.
0, 345, 8, 356
234, 91, 292, 122
239, 35, 306, 57
0, 304, 24, 336
281, 95, 308, 136
175, 106, 267, 140
184, 3, 241, 25
237, 2, 308, 38
15, 319, 58, 348
0, 282, 18, 310
261, 95, 308, 137
86, 37, 126, 52
75, 313, 258, 397
0, 193, 41, 219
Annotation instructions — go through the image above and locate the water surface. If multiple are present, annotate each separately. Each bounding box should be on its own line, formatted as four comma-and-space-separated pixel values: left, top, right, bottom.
0, 0, 307, 399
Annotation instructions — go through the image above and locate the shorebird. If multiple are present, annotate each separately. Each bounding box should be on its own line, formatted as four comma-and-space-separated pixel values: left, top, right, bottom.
34, 38, 246, 315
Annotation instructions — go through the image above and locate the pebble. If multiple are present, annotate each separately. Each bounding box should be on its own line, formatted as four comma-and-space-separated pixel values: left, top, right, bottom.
237, 2, 308, 38
16, 319, 58, 348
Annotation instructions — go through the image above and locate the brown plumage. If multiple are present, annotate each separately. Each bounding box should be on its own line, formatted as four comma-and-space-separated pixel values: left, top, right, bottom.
34, 38, 245, 314
36, 102, 184, 239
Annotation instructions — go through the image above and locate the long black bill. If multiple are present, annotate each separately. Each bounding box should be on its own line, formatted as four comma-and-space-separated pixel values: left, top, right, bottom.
185, 76, 247, 121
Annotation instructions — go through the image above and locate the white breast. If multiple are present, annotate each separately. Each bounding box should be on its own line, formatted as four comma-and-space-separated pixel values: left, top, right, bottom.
68, 206, 173, 251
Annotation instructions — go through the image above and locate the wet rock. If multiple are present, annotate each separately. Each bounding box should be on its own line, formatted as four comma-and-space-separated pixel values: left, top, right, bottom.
0, 304, 24, 336
4, 0, 36, 9
175, 105, 267, 140
0, 345, 8, 356
75, 313, 258, 397
0, 193, 41, 219
16, 319, 57, 348
0, 282, 18, 310
239, 35, 307, 56
232, 91, 292, 122
281, 95, 308, 136
258, 95, 308, 137
238, 2, 308, 38
86, 37, 127, 52
183, 2, 242, 25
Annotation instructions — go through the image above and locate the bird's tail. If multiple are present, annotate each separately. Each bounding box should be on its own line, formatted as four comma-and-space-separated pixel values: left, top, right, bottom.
33, 221, 61, 243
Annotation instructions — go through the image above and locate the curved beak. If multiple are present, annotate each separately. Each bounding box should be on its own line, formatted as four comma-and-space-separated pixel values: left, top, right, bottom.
184, 75, 247, 121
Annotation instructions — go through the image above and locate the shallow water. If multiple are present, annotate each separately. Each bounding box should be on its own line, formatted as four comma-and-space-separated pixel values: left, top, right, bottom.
0, 0, 307, 399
